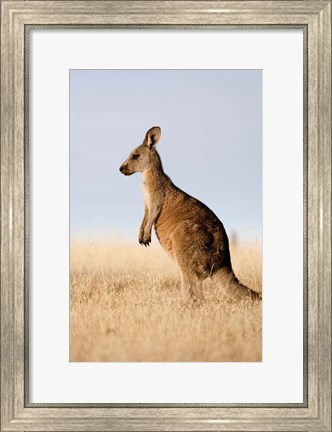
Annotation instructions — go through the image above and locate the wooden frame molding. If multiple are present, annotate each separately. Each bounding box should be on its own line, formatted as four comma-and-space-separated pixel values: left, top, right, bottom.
1, 1, 331, 431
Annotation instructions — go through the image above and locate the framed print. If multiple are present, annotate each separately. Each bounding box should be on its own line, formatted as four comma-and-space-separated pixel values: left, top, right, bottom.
0, 0, 331, 431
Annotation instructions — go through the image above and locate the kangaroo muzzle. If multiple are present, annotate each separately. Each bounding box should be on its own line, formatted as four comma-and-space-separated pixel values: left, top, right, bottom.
119, 163, 132, 176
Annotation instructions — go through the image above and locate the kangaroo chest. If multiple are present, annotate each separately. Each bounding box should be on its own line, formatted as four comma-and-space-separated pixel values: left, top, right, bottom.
142, 182, 154, 210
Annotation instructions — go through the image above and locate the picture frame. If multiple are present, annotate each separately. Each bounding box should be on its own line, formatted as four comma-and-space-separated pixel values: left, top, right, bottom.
0, 0, 331, 430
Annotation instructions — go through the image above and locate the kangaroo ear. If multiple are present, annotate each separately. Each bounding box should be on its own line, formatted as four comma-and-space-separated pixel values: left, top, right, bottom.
145, 126, 161, 149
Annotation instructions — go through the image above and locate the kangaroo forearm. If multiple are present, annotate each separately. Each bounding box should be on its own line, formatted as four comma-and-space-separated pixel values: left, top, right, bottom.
140, 211, 148, 232
144, 205, 161, 232
143, 215, 155, 234
139, 207, 159, 246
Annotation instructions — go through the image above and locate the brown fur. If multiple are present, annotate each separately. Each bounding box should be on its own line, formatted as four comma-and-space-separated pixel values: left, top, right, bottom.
120, 126, 261, 302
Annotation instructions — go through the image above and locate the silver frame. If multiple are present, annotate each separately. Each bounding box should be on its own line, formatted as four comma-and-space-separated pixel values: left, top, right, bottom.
1, 1, 331, 431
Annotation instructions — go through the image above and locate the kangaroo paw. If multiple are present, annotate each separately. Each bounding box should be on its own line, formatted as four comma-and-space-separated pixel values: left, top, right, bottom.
139, 234, 151, 247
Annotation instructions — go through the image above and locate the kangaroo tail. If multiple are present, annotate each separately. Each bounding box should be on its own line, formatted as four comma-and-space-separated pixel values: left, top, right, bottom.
214, 267, 262, 301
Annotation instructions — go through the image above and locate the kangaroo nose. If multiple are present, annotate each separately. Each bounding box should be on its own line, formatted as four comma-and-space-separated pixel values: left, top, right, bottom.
119, 164, 125, 173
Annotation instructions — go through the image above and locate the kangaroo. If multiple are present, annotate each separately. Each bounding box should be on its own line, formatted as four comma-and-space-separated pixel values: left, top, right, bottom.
119, 126, 261, 302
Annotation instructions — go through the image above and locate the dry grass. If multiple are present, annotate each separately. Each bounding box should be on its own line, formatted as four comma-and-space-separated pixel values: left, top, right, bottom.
70, 239, 262, 362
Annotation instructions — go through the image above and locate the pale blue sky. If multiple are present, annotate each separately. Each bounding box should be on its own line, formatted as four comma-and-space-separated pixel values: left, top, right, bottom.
70, 70, 262, 241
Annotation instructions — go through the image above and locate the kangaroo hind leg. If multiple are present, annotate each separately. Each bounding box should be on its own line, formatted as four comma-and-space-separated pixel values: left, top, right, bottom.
177, 271, 203, 302
170, 222, 209, 302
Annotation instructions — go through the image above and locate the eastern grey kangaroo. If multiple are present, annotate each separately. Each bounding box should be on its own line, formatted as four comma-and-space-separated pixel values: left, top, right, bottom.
119, 126, 261, 302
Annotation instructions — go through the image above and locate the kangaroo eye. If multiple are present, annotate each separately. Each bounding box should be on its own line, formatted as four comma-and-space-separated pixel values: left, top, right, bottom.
132, 154, 140, 160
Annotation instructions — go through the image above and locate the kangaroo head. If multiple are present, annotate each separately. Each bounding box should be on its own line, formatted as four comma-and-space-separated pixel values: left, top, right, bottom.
119, 126, 161, 176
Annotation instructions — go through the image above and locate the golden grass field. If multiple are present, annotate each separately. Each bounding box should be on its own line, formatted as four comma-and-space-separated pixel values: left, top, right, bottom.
70, 239, 262, 362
